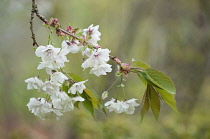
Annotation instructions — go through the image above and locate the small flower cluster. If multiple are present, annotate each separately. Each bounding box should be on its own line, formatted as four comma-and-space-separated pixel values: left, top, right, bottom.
25, 45, 88, 119
25, 76, 87, 120
26, 24, 113, 119
82, 48, 112, 76
81, 25, 112, 76
104, 98, 139, 114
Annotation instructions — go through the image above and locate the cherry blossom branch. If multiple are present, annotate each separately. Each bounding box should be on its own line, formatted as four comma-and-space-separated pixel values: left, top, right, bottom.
30, 0, 142, 74
27, 0, 177, 121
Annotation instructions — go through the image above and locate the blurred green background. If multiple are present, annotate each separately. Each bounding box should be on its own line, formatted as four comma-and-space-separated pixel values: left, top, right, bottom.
1, 0, 210, 138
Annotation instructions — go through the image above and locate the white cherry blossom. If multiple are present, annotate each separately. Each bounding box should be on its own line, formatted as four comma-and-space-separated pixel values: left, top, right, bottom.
51, 92, 74, 112
90, 64, 112, 76
62, 40, 80, 54
83, 24, 101, 46
54, 51, 69, 68
35, 45, 60, 62
104, 98, 139, 114
125, 98, 140, 114
104, 98, 128, 113
35, 45, 69, 71
51, 92, 85, 112
27, 98, 55, 120
81, 48, 112, 76
25, 77, 43, 90
51, 72, 68, 84
39, 81, 60, 95
68, 80, 88, 94
37, 54, 69, 71
27, 97, 63, 120
81, 48, 110, 68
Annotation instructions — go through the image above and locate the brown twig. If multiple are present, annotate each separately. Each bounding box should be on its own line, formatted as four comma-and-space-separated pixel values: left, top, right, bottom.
30, 0, 79, 47
30, 0, 39, 47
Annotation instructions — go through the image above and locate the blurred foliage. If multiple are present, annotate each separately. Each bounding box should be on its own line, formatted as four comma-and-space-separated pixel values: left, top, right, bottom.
0, 0, 210, 138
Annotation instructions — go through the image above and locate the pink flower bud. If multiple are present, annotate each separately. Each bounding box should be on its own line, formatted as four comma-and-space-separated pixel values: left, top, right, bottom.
119, 63, 131, 77
94, 45, 101, 49
66, 26, 73, 32
56, 30, 65, 36
121, 63, 131, 71
52, 18, 59, 25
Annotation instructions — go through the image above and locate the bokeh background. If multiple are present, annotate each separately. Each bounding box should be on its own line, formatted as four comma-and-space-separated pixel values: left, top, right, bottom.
1, 0, 210, 138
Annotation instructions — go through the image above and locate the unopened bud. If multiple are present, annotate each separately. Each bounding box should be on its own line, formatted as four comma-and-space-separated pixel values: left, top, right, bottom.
102, 91, 108, 100
66, 26, 73, 32
56, 30, 65, 36
121, 63, 131, 71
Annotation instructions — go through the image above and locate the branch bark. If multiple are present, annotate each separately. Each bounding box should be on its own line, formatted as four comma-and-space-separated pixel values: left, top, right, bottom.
30, 0, 39, 47
30, 0, 79, 47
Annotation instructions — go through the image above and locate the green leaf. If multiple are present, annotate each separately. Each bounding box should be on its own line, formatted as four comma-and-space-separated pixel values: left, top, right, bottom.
74, 101, 80, 109
81, 93, 95, 117
100, 104, 107, 115
155, 87, 178, 112
84, 88, 101, 109
140, 87, 150, 122
68, 73, 84, 82
62, 82, 69, 93
139, 71, 160, 88
132, 61, 150, 69
137, 73, 147, 85
148, 85, 161, 121
144, 68, 176, 94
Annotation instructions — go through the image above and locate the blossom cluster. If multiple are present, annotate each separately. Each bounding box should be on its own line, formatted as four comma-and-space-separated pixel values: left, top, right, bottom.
25, 24, 114, 119
104, 98, 139, 114
81, 25, 112, 76
26, 24, 139, 120
25, 44, 88, 119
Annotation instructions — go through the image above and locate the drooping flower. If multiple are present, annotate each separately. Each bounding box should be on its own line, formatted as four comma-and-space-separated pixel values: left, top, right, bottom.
39, 81, 60, 95
27, 97, 63, 120
83, 24, 101, 46
35, 45, 69, 71
51, 92, 84, 112
81, 48, 110, 69
104, 98, 139, 114
35, 45, 60, 62
25, 77, 43, 90
125, 98, 140, 114
27, 98, 52, 119
51, 72, 68, 84
37, 54, 69, 71
62, 40, 80, 54
68, 80, 88, 94
51, 92, 73, 112
104, 98, 128, 113
90, 64, 112, 76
